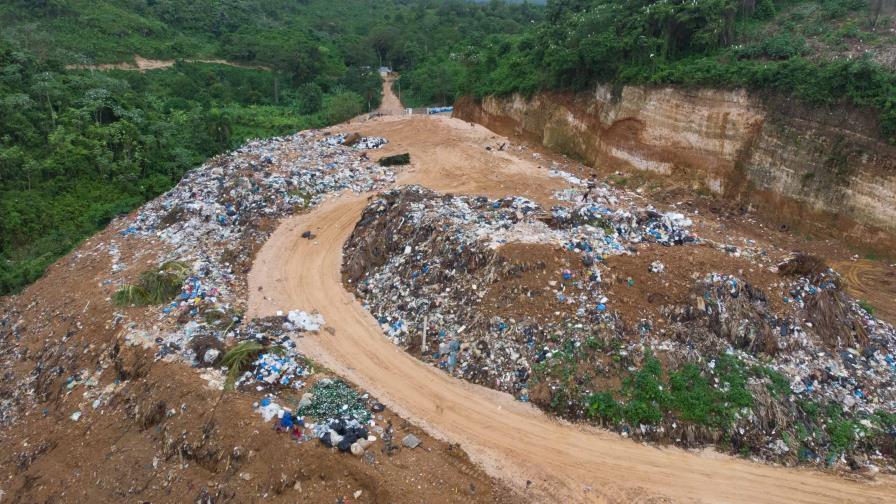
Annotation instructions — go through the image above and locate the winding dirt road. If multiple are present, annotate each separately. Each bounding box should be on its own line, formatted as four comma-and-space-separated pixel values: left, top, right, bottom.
247, 82, 896, 502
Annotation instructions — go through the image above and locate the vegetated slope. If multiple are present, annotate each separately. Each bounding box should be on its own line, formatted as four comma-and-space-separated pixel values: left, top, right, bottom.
0, 0, 539, 295
403, 0, 896, 143
0, 0, 539, 67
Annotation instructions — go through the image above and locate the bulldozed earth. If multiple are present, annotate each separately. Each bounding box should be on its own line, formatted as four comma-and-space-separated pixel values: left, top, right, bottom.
2, 97, 896, 503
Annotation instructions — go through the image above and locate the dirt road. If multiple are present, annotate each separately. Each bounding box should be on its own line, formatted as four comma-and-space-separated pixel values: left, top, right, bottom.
66, 54, 270, 72
832, 259, 896, 323
376, 74, 405, 116
247, 113, 896, 503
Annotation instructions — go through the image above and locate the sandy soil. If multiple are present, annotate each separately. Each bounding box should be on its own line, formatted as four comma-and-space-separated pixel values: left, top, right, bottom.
832, 259, 896, 323
377, 75, 406, 116
66, 54, 270, 72
247, 108, 896, 502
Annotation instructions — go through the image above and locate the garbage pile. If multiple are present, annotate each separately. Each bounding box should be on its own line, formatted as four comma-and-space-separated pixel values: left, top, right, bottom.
298, 379, 372, 423
115, 129, 403, 366
298, 379, 382, 456
343, 185, 697, 395
344, 184, 896, 471
125, 131, 400, 282
105, 130, 406, 444
236, 334, 311, 391
323, 133, 388, 150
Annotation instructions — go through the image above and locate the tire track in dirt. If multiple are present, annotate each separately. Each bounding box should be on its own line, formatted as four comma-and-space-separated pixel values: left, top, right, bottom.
832, 259, 896, 324
247, 113, 896, 503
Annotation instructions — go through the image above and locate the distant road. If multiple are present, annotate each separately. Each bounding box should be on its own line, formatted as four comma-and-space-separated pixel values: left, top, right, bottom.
377, 73, 405, 115
66, 54, 270, 72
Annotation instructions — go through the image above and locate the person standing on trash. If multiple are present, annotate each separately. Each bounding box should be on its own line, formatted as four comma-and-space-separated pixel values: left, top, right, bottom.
582, 174, 597, 202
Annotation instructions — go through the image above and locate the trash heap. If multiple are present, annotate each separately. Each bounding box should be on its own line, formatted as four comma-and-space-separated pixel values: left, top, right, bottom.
125, 131, 400, 284
105, 129, 406, 446
343, 185, 697, 395
322, 133, 388, 150
298, 379, 380, 455
116, 129, 403, 368
236, 333, 311, 391
344, 184, 896, 471
298, 379, 372, 423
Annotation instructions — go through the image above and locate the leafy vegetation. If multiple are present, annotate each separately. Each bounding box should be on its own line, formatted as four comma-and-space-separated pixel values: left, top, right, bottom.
405, 1, 896, 142
0, 0, 538, 295
12, 1, 892, 296
221, 340, 265, 390
858, 299, 876, 316
112, 261, 189, 306
586, 352, 753, 430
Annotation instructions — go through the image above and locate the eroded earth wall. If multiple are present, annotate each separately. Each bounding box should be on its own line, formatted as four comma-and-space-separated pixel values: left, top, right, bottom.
454, 86, 896, 253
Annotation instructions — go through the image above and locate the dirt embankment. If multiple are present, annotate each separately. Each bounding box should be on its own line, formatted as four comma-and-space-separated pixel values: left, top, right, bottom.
454, 88, 896, 258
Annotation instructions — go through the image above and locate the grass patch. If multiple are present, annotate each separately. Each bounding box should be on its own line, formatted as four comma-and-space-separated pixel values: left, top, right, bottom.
858, 299, 875, 316
113, 261, 189, 306
221, 340, 265, 390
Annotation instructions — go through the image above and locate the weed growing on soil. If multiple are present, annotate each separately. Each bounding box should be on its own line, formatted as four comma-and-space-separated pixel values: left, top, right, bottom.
825, 405, 861, 454
113, 261, 189, 306
859, 300, 875, 316
587, 352, 755, 430
754, 366, 791, 399
288, 189, 312, 207
221, 340, 266, 390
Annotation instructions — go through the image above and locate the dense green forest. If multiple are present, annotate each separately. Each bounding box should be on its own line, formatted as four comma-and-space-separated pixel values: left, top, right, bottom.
0, 0, 539, 294
402, 0, 896, 143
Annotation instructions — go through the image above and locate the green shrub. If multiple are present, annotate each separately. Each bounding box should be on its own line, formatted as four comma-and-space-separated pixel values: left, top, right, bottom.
621, 351, 669, 425
587, 391, 622, 424
827, 418, 858, 453
112, 261, 189, 306
220, 340, 265, 390
858, 299, 875, 316
324, 91, 365, 124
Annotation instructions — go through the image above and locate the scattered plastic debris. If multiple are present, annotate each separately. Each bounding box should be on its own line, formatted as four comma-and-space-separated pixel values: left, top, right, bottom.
298, 379, 372, 424
426, 106, 453, 115
286, 311, 325, 332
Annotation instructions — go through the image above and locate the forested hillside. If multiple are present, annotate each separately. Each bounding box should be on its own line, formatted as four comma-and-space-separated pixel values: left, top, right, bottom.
0, 0, 538, 294
404, 0, 896, 143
